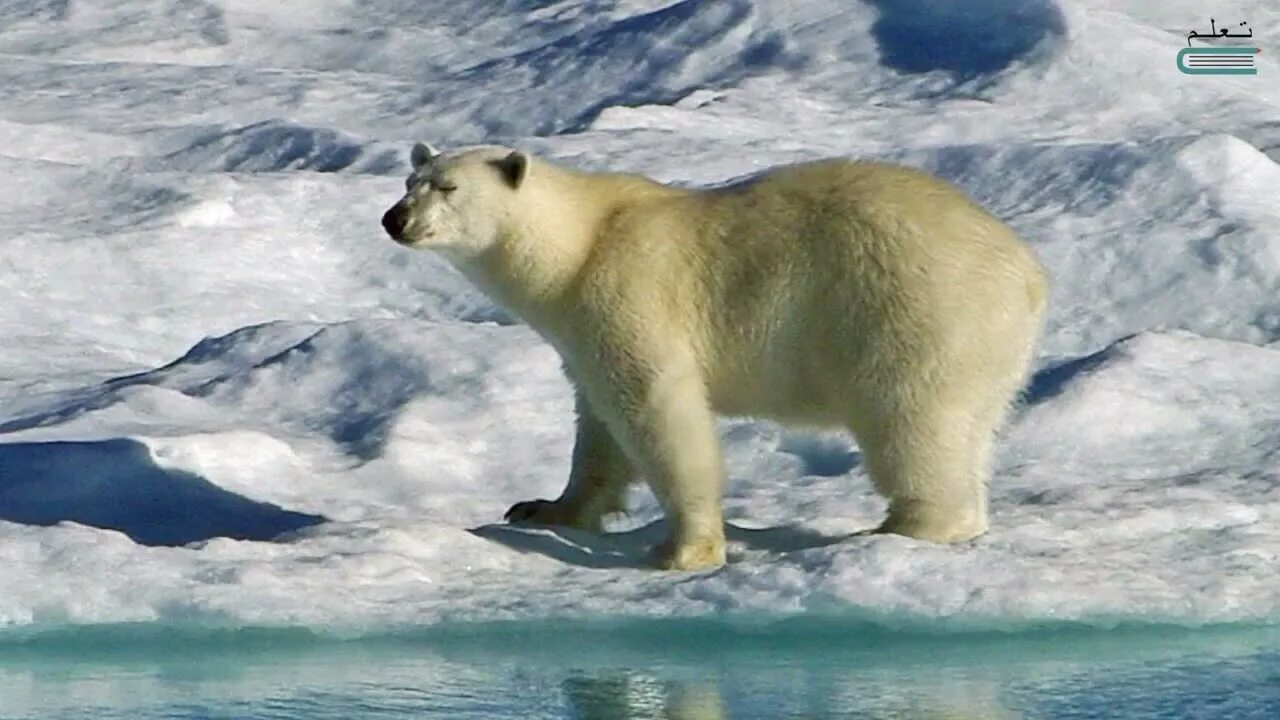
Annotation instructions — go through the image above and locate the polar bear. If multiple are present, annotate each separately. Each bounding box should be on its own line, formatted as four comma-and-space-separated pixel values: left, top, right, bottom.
381, 143, 1048, 571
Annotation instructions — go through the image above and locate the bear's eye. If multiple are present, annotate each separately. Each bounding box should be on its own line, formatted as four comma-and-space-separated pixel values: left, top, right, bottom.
436, 181, 458, 195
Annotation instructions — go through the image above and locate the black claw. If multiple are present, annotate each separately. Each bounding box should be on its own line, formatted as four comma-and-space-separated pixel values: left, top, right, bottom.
504, 500, 543, 523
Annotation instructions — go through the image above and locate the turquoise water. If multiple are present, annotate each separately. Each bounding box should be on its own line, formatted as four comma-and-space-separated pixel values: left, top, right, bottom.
2, 618, 1278, 719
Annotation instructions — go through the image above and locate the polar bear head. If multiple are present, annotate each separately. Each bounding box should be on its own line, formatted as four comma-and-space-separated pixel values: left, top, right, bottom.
381, 142, 529, 259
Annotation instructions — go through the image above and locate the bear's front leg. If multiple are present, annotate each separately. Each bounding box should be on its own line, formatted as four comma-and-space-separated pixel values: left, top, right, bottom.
590, 355, 728, 572
505, 390, 634, 533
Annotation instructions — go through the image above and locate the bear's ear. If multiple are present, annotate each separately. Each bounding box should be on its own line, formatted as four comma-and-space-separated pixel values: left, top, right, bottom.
494, 151, 528, 190
410, 142, 439, 170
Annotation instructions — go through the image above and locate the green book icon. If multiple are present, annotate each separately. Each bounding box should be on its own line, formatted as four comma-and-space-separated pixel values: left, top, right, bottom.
1177, 47, 1260, 75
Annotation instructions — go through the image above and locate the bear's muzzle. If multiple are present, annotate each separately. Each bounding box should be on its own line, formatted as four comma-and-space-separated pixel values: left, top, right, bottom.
381, 203, 409, 240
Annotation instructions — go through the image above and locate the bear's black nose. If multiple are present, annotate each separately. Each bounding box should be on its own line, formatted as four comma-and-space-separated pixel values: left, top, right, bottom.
381, 204, 408, 239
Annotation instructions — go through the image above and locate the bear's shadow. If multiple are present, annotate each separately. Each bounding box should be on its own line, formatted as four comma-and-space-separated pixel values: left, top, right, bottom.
470, 519, 857, 570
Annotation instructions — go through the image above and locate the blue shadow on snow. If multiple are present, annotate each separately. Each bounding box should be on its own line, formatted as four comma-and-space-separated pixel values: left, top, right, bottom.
0, 439, 325, 546
1020, 337, 1135, 405
865, 0, 1067, 79
473, 519, 855, 570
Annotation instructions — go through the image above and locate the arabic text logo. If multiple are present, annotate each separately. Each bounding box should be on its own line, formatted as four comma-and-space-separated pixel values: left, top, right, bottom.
1180, 17, 1260, 75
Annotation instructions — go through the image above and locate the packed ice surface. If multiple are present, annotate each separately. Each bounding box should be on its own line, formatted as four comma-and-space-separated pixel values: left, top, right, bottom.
0, 0, 1278, 631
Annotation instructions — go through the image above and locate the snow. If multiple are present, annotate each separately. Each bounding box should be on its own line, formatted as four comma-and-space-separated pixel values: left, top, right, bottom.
0, 0, 1278, 634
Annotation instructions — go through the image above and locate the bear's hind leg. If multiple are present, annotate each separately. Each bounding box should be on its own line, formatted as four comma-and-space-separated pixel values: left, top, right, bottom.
506, 391, 634, 533
957, 392, 1014, 531
853, 393, 991, 544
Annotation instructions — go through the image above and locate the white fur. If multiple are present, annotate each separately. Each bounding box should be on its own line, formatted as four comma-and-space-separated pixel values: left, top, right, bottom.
383, 146, 1049, 571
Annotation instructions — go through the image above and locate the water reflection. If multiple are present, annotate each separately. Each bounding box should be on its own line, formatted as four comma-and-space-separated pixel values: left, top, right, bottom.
0, 621, 1277, 719
564, 674, 726, 720
562, 672, 1016, 719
